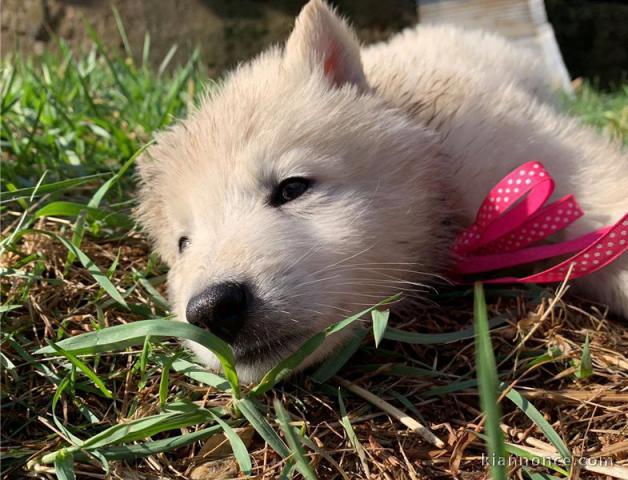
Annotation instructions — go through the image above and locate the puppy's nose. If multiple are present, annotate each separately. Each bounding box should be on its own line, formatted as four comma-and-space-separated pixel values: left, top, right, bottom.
186, 282, 250, 343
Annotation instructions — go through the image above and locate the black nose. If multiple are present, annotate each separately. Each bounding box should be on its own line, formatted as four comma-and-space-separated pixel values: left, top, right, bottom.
185, 282, 250, 343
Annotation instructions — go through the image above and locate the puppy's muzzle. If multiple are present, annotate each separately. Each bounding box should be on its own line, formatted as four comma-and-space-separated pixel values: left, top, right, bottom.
185, 282, 251, 343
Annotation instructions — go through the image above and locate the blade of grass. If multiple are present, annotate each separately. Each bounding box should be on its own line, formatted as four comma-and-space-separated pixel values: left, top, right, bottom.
35, 319, 239, 398
574, 334, 593, 379
0, 304, 21, 313
138, 335, 151, 387
383, 315, 507, 344
250, 293, 401, 396
0, 352, 17, 380
522, 468, 564, 480
4, 230, 127, 308
423, 378, 478, 397
50, 375, 110, 472
135, 273, 169, 313
338, 389, 370, 476
52, 231, 128, 308
168, 357, 230, 391
279, 461, 297, 480
474, 282, 507, 480
47, 341, 113, 399
71, 424, 223, 461
210, 412, 252, 475
142, 32, 151, 69
34, 201, 133, 228
273, 399, 317, 480
40, 407, 217, 465
503, 387, 571, 461
158, 44, 178, 76
65, 146, 146, 266
358, 363, 443, 377
111, 6, 133, 59
20, 97, 45, 160
79, 403, 214, 450
84, 25, 129, 99
1, 170, 49, 253
53, 450, 76, 480
310, 327, 368, 384
159, 356, 174, 408
371, 309, 389, 348
388, 389, 428, 423
89, 147, 146, 208
236, 398, 289, 458
0, 64, 17, 112
0, 174, 107, 203
51, 375, 84, 446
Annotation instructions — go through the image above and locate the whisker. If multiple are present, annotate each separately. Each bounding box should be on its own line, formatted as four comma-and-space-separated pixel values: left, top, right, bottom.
283, 242, 323, 275
292, 273, 343, 290
305, 242, 379, 278
324, 266, 449, 283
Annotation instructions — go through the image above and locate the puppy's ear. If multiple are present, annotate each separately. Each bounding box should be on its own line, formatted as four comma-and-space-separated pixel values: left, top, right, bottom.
284, 0, 367, 90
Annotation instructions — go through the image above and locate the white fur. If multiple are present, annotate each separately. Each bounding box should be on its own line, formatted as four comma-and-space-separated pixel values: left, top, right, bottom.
137, 0, 628, 382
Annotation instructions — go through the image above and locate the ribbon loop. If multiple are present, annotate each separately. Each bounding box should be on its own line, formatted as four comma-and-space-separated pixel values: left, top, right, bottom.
453, 161, 627, 284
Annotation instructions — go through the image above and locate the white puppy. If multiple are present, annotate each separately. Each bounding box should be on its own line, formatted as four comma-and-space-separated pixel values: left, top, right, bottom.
137, 0, 627, 381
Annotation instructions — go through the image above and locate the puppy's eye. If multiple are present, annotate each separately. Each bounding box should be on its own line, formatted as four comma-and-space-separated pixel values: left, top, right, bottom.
271, 177, 312, 206
178, 236, 190, 253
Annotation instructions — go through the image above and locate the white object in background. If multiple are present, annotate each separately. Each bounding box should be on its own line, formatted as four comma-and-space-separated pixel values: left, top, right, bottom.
416, 0, 573, 94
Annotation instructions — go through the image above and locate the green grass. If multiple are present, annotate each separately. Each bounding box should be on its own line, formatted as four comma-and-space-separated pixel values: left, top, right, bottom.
564, 82, 628, 143
2, 39, 627, 479
1, 37, 203, 186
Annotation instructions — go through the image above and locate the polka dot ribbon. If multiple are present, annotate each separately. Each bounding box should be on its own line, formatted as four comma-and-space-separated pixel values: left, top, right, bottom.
452, 161, 628, 283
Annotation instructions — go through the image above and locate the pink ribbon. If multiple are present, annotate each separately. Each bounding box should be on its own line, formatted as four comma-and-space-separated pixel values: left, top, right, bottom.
452, 161, 627, 283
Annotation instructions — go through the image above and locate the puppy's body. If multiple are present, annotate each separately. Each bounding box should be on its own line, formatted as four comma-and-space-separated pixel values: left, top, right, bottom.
363, 25, 628, 316
138, 1, 628, 381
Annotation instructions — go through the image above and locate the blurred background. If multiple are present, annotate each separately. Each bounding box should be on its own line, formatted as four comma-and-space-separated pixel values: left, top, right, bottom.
2, 0, 627, 88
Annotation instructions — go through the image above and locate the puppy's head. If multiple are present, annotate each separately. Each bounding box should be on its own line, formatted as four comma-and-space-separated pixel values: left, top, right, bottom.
137, 0, 446, 381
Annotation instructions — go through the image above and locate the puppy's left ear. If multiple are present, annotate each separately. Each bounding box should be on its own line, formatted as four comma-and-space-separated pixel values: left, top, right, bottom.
284, 0, 367, 90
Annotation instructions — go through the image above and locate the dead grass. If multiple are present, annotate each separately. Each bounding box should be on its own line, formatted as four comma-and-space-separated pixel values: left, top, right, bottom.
3, 217, 627, 478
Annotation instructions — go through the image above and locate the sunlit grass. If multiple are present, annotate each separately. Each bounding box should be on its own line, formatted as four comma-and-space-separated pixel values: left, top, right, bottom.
2, 35, 627, 479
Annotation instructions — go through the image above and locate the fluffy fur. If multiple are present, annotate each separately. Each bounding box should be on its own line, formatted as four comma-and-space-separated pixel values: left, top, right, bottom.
137, 0, 628, 382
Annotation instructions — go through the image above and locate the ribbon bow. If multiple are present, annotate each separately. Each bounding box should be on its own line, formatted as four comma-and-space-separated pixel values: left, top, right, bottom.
452, 161, 627, 283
